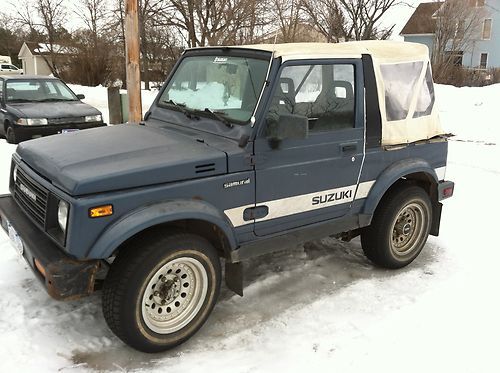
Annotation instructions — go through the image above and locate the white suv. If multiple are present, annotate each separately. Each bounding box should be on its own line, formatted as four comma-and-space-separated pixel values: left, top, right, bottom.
0, 64, 23, 75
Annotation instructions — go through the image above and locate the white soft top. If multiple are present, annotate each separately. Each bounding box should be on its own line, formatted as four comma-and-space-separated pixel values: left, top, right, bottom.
189, 41, 444, 146
191, 41, 429, 62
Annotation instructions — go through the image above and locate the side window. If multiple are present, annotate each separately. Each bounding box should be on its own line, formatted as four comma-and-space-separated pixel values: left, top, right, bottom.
266, 63, 356, 136
413, 63, 435, 118
0, 80, 3, 100
380, 61, 423, 121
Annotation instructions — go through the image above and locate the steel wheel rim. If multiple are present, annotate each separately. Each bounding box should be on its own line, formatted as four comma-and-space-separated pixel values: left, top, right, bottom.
390, 201, 426, 256
141, 257, 208, 334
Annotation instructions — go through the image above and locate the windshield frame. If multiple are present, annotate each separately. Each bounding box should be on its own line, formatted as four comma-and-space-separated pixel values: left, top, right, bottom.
5, 78, 78, 103
156, 49, 272, 127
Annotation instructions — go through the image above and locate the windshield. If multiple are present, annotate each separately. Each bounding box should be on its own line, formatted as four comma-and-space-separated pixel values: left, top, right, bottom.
159, 55, 269, 124
6, 79, 77, 103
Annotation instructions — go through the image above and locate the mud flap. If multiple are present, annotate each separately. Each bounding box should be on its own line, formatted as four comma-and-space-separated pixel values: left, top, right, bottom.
225, 261, 243, 296
430, 202, 442, 236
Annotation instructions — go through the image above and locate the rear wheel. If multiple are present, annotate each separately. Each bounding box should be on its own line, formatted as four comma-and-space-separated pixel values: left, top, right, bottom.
102, 232, 221, 352
6, 126, 17, 144
361, 185, 432, 269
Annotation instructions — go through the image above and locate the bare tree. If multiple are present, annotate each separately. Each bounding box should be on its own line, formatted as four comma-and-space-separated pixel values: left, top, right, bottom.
302, 0, 346, 42
73, 0, 112, 85
158, 0, 269, 47
269, 0, 305, 43
304, 0, 406, 42
34, 0, 68, 76
337, 0, 406, 40
14, 0, 68, 76
432, 0, 488, 81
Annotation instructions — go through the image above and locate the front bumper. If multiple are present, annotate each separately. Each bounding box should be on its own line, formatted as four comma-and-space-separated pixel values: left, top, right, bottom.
0, 195, 99, 300
13, 122, 106, 142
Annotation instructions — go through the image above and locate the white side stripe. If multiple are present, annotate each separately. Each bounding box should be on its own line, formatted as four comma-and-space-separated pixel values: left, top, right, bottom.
225, 166, 446, 228
356, 180, 376, 199
224, 204, 254, 228
224, 180, 376, 227
435, 166, 446, 181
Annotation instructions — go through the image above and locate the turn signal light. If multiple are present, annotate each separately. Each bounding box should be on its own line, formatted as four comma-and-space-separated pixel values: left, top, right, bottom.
89, 205, 113, 218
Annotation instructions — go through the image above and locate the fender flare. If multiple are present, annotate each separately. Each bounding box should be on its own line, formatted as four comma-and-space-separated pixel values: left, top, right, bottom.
86, 199, 238, 259
361, 158, 439, 220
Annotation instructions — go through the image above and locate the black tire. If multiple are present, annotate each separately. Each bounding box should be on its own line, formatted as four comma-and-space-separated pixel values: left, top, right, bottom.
102, 232, 221, 353
361, 185, 432, 269
6, 126, 17, 144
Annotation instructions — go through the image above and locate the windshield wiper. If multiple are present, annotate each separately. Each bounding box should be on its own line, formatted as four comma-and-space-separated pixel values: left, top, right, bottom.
7, 99, 33, 103
163, 99, 197, 119
38, 98, 76, 102
196, 108, 233, 128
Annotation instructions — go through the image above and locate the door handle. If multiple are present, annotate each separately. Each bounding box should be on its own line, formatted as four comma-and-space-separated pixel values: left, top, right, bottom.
243, 205, 269, 221
340, 142, 357, 153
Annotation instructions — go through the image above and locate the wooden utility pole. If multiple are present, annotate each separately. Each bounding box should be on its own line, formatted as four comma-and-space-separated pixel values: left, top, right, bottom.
125, 0, 142, 123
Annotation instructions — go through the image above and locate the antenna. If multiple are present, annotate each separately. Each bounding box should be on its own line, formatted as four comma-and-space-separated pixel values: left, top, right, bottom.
273, 31, 278, 46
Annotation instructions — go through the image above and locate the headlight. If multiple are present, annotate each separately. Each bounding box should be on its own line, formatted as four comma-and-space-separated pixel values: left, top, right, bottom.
85, 114, 102, 122
13, 165, 18, 183
16, 118, 48, 126
57, 200, 69, 233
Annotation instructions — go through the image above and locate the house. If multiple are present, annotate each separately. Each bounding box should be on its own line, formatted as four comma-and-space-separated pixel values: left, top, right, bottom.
18, 42, 74, 76
401, 0, 499, 69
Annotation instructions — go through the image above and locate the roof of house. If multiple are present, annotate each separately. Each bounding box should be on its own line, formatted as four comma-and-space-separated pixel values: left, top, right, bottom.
400, 2, 444, 35
188, 40, 430, 61
20, 42, 74, 56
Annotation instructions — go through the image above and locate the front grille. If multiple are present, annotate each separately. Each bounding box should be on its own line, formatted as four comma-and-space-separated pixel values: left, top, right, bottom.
14, 167, 49, 227
48, 117, 85, 125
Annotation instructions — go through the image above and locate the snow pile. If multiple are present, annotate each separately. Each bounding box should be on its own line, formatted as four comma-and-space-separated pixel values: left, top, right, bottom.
68, 84, 158, 124
435, 83, 500, 144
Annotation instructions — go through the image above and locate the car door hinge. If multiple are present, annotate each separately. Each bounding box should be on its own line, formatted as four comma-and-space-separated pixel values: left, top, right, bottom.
246, 155, 257, 166
246, 154, 265, 166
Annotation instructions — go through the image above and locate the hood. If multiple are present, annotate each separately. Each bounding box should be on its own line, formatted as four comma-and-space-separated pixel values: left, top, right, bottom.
16, 125, 228, 195
8, 101, 100, 118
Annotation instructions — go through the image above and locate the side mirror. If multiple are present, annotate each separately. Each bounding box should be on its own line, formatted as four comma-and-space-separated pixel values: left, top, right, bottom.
76, 94, 85, 100
267, 113, 309, 149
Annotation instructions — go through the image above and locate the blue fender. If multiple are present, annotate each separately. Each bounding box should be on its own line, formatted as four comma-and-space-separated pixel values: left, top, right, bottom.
86, 199, 238, 259
362, 158, 439, 219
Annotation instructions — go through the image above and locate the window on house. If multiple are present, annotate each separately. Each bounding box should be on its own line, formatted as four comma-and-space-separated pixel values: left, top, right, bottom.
445, 51, 464, 66
480, 53, 488, 69
483, 19, 492, 40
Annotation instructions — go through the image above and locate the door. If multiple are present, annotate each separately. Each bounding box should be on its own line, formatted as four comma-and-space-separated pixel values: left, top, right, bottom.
253, 59, 365, 236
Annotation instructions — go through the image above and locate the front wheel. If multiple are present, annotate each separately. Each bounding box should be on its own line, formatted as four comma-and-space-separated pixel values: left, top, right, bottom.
102, 232, 221, 352
6, 126, 17, 144
361, 185, 432, 269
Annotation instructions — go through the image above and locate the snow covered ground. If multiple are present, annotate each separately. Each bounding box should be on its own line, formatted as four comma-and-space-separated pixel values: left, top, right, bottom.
67, 84, 159, 125
0, 84, 499, 372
